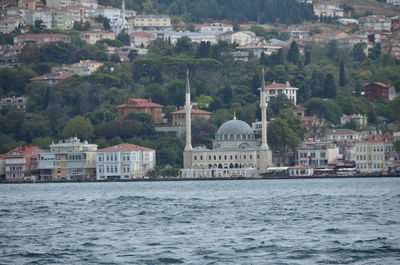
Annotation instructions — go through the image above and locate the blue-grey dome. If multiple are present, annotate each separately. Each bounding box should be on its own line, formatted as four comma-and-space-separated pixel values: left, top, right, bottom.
215, 120, 255, 141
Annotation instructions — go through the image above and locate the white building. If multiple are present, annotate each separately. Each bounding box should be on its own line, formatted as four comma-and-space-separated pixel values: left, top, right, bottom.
386, 0, 400, 7
359, 15, 391, 31
297, 142, 339, 167
236, 40, 283, 57
263, 81, 298, 105
313, 1, 345, 17
218, 31, 261, 46
37, 137, 97, 180
74, 0, 98, 9
340, 114, 368, 128
163, 31, 222, 44
323, 129, 364, 142
96, 143, 155, 180
97, 6, 121, 23
45, 0, 73, 9
196, 23, 233, 33
181, 69, 273, 178
354, 135, 398, 174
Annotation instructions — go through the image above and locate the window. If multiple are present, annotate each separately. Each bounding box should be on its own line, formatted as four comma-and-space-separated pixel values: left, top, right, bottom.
320, 152, 326, 158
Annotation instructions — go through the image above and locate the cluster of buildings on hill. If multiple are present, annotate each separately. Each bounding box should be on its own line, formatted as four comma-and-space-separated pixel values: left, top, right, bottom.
0, 137, 155, 181
1, 74, 400, 181
1, 0, 400, 67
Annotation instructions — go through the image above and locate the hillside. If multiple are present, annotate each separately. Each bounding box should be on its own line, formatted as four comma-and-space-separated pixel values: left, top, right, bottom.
333, 0, 400, 17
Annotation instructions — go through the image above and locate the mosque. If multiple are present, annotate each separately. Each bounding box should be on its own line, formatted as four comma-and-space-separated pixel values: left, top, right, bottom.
181, 70, 273, 178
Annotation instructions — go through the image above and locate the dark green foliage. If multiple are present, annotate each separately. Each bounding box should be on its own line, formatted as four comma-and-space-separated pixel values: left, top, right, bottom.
287, 41, 300, 65
95, 15, 111, 30
326, 40, 338, 60
304, 98, 342, 124
339, 59, 346, 87
353, 43, 367, 62
117, 30, 131, 46
323, 73, 336, 99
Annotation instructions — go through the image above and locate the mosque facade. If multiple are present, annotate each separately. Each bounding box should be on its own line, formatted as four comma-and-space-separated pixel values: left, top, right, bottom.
181, 70, 273, 178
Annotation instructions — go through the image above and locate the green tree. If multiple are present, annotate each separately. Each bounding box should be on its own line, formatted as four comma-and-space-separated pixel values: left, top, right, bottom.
305, 98, 342, 124
62, 115, 94, 139
353, 43, 367, 62
287, 41, 300, 65
117, 30, 131, 46
267, 118, 301, 165
339, 59, 346, 87
326, 40, 338, 60
389, 95, 400, 121
31, 137, 53, 149
323, 73, 336, 98
34, 19, 46, 29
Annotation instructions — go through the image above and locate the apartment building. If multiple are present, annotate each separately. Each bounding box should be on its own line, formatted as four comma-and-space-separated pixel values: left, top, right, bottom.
37, 137, 97, 180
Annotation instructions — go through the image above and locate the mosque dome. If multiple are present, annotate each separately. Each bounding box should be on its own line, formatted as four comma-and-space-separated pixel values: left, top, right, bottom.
215, 119, 255, 141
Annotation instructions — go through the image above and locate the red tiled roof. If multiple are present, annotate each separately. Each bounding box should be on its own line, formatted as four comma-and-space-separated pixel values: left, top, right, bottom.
30, 71, 72, 81
360, 134, 393, 143
264, 82, 297, 89
99, 143, 154, 152
171, 108, 213, 115
117, 98, 163, 109
129, 32, 153, 37
363, 81, 391, 88
81, 31, 116, 35
4, 145, 42, 157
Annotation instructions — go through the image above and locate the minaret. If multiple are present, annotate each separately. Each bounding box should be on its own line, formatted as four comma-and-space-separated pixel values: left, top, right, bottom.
184, 69, 192, 151
121, 0, 126, 28
260, 68, 269, 149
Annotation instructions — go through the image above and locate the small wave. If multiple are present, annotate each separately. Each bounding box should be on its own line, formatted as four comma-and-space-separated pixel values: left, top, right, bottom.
156, 257, 185, 264
324, 228, 348, 234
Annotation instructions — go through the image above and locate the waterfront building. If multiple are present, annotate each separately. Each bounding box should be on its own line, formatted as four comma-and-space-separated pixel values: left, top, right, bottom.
297, 142, 338, 167
354, 134, 398, 174
37, 137, 97, 180
1, 145, 42, 180
96, 143, 155, 180
116, 98, 164, 123
181, 70, 273, 178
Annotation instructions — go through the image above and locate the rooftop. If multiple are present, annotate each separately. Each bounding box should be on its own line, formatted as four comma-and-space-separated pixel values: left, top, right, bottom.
99, 143, 154, 152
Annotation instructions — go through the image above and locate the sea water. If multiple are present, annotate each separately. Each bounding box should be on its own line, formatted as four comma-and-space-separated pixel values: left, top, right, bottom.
1, 178, 400, 264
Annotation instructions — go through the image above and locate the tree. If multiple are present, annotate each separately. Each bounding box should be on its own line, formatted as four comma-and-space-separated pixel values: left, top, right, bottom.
62, 115, 94, 140
339, 59, 346, 86
394, 140, 400, 155
128, 49, 139, 61
389, 95, 400, 121
269, 93, 293, 117
304, 50, 311, 65
353, 43, 367, 62
117, 30, 131, 46
267, 118, 301, 165
304, 98, 342, 124
323, 73, 336, 98
326, 40, 338, 60
34, 19, 46, 30
287, 41, 300, 65
143, 0, 155, 14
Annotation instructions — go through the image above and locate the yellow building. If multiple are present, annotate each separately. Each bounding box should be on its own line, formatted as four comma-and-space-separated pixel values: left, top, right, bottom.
134, 15, 171, 29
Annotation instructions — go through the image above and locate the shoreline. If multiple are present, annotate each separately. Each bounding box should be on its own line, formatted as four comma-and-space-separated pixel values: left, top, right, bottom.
1, 174, 399, 184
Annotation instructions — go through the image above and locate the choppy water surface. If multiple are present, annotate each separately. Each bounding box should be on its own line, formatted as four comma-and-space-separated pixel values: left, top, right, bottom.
1, 178, 400, 264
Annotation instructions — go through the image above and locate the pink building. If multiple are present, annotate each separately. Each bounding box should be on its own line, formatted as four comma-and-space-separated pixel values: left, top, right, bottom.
129, 32, 155, 47
1, 145, 43, 180
13, 33, 71, 46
